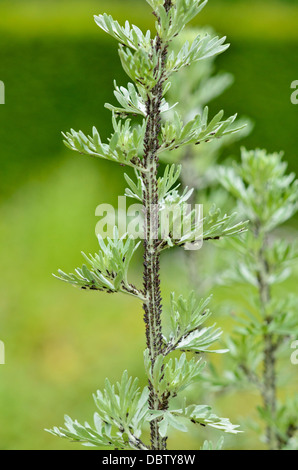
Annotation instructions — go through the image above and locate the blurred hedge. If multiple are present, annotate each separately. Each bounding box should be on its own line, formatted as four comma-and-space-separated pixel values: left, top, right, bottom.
1, 34, 297, 198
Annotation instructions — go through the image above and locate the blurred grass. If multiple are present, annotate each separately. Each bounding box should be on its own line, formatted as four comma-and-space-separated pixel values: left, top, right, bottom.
0, 0, 297, 450
0, 0, 298, 40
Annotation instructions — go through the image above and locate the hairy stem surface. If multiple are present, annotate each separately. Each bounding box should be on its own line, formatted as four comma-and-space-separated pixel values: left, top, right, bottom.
142, 7, 171, 450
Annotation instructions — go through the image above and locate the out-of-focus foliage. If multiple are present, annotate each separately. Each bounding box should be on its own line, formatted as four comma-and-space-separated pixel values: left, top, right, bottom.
209, 149, 298, 449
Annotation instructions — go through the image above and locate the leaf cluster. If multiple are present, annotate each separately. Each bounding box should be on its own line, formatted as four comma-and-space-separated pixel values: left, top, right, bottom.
163, 292, 228, 355
62, 116, 147, 171
54, 228, 143, 299
47, 371, 150, 450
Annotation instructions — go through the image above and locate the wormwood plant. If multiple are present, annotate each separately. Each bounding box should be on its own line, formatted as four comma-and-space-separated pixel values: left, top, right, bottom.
212, 148, 298, 450
47, 0, 248, 450
160, 26, 252, 293
162, 27, 251, 200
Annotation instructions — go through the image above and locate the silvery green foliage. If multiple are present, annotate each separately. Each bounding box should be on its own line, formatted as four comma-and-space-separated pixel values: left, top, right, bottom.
201, 436, 224, 450
167, 34, 229, 73
202, 206, 248, 241
163, 292, 228, 355
160, 108, 245, 152
47, 371, 150, 450
214, 148, 298, 449
94, 14, 152, 51
148, 0, 208, 41
161, 27, 253, 192
149, 403, 240, 438
49, 0, 246, 450
105, 81, 174, 117
124, 165, 247, 249
54, 228, 144, 300
144, 350, 207, 399
62, 114, 147, 171
220, 149, 298, 232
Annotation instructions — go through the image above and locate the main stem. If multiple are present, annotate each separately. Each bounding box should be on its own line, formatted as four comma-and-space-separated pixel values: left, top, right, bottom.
142, 7, 171, 450
256, 230, 278, 450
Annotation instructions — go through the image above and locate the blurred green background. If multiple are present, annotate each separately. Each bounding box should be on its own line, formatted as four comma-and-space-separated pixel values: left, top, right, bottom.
0, 0, 297, 450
